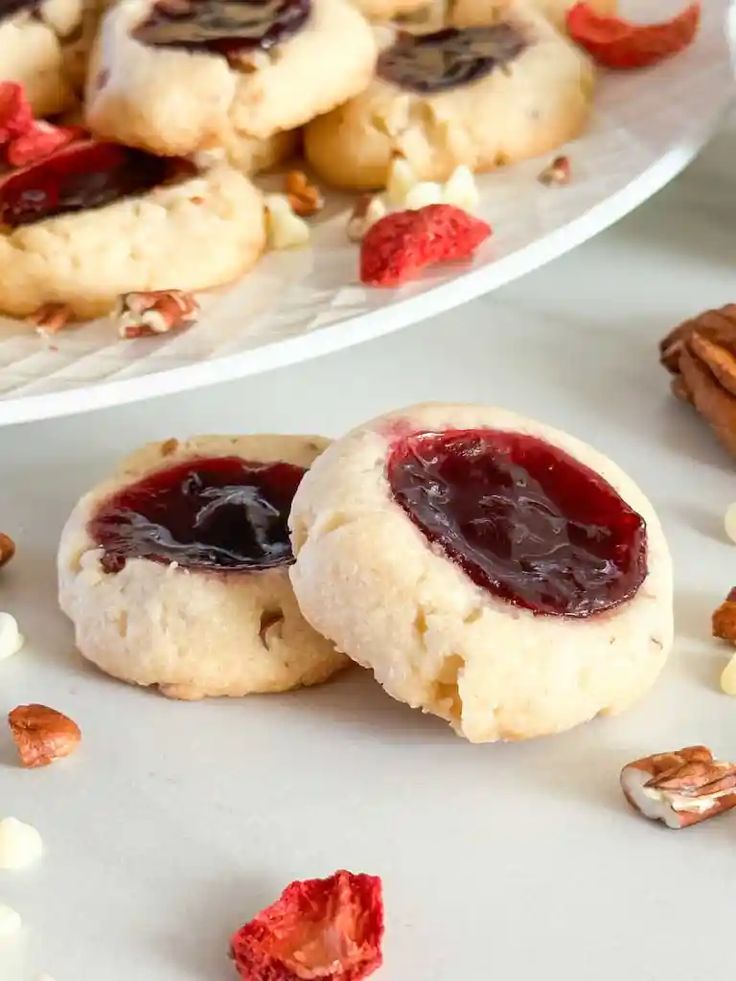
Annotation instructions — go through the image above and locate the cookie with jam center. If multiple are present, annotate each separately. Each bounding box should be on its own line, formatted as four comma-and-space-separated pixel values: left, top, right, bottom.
289, 403, 673, 742
0, 139, 266, 319
84, 0, 377, 156
304, 0, 594, 189
58, 435, 346, 699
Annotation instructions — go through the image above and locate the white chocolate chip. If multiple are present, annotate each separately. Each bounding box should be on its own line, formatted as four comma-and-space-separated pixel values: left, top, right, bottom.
725, 502, 736, 544
721, 654, 736, 695
265, 194, 310, 249
404, 181, 444, 210
0, 904, 22, 939
386, 156, 418, 206
443, 165, 479, 211
0, 613, 23, 662
347, 195, 388, 242
0, 818, 44, 870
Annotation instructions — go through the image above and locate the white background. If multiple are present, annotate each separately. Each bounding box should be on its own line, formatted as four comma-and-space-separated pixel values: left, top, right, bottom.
1, 123, 736, 979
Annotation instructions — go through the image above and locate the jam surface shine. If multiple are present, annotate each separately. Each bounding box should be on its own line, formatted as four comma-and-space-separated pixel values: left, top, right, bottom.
377, 25, 527, 94
133, 0, 310, 56
90, 456, 306, 573
0, 141, 182, 229
387, 429, 647, 618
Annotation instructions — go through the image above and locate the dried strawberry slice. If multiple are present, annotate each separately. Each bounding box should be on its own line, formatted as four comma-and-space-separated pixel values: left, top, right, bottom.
230, 870, 384, 981
360, 203, 491, 287
566, 1, 700, 70
5, 122, 84, 168
0, 81, 34, 144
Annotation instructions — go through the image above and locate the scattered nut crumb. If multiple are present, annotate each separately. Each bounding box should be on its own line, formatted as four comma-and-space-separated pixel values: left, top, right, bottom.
713, 587, 736, 642
0, 612, 23, 661
0, 817, 43, 869
115, 290, 199, 340
26, 303, 72, 336
621, 745, 736, 828
284, 170, 324, 217
8, 704, 82, 769
0, 903, 22, 939
265, 194, 310, 249
0, 532, 15, 569
347, 195, 387, 242
538, 155, 571, 186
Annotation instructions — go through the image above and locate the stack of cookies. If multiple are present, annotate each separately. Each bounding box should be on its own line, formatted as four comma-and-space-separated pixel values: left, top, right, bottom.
0, 0, 603, 319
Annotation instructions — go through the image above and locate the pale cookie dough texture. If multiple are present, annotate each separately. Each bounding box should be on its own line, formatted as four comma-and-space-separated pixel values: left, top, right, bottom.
85, 0, 377, 156
304, 0, 594, 189
289, 404, 673, 743
0, 159, 266, 319
0, 0, 84, 116
59, 435, 346, 700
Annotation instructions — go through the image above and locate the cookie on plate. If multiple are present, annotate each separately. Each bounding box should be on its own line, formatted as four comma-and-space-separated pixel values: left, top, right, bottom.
289, 403, 673, 742
304, 0, 594, 189
59, 435, 346, 700
84, 0, 377, 156
0, 139, 266, 319
0, 0, 85, 116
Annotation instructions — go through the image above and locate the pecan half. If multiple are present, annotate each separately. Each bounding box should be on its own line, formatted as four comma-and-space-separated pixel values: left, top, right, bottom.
284, 170, 324, 217
0, 532, 15, 569
8, 704, 81, 768
713, 587, 736, 643
621, 745, 736, 828
660, 304, 736, 456
115, 290, 199, 339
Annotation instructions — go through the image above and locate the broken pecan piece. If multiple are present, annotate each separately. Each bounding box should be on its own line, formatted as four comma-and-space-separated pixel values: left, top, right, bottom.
115, 290, 199, 339
26, 303, 72, 335
621, 745, 736, 828
0, 532, 15, 569
284, 170, 324, 217
713, 587, 736, 643
660, 304, 736, 457
8, 704, 81, 768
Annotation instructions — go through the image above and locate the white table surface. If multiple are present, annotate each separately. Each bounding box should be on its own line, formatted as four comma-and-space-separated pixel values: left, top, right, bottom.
2, 121, 736, 981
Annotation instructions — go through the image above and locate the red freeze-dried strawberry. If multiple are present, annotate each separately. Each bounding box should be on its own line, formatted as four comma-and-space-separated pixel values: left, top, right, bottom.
0, 82, 34, 143
5, 122, 83, 168
567, 2, 700, 69
230, 870, 384, 981
360, 203, 491, 287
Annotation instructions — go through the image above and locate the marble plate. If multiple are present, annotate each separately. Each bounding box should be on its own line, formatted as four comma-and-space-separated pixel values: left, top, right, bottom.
0, 0, 732, 426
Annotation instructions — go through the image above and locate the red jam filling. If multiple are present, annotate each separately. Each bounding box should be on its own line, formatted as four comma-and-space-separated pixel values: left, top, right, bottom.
90, 456, 306, 574
133, 0, 311, 58
387, 430, 647, 618
377, 25, 527, 94
0, 141, 189, 229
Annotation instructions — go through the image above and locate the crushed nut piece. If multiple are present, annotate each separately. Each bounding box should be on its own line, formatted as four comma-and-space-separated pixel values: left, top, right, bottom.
115, 290, 199, 340
0, 816, 43, 869
712, 587, 736, 642
621, 745, 736, 828
8, 704, 81, 769
347, 194, 388, 242
538, 155, 571, 186
284, 170, 324, 217
26, 303, 72, 336
265, 194, 310, 249
0, 612, 23, 661
660, 304, 736, 457
0, 532, 15, 568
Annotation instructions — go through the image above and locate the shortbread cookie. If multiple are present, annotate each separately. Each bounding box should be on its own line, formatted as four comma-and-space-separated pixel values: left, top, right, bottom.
0, 0, 84, 116
289, 404, 673, 743
85, 0, 377, 156
0, 139, 266, 319
304, 1, 593, 188
59, 435, 346, 700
